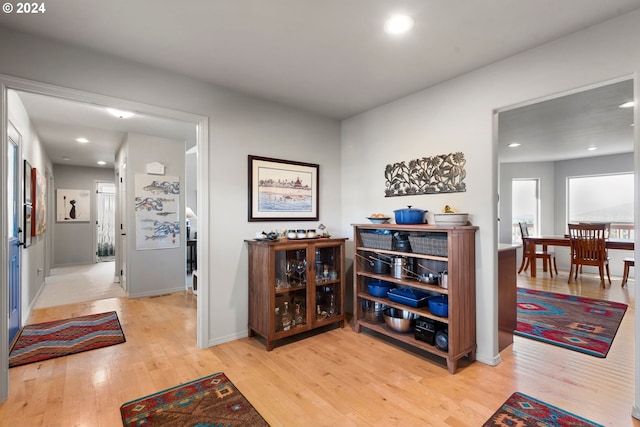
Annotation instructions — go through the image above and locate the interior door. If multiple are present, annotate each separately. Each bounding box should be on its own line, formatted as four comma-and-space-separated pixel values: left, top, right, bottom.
7, 130, 21, 345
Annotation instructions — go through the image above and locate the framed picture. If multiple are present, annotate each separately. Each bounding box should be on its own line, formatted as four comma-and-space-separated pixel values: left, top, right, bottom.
33, 168, 47, 235
248, 155, 319, 221
23, 160, 33, 247
56, 188, 91, 222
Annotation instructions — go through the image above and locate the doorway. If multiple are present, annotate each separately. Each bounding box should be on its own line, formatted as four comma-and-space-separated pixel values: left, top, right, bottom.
7, 123, 21, 346
96, 181, 116, 263
1, 75, 210, 404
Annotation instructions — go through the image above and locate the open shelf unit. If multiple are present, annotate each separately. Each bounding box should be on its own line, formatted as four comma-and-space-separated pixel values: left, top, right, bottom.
352, 223, 477, 373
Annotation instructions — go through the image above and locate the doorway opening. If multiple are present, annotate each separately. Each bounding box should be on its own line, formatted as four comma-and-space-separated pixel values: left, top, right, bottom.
96, 182, 116, 262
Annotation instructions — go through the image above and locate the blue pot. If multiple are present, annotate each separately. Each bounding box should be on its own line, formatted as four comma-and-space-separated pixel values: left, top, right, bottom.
394, 206, 426, 224
368, 280, 393, 297
428, 295, 448, 317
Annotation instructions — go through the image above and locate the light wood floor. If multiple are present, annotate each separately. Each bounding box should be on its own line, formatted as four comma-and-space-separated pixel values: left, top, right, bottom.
1, 268, 638, 427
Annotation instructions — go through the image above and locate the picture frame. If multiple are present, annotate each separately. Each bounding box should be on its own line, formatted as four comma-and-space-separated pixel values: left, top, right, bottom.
23, 160, 33, 247
56, 188, 91, 222
248, 155, 319, 221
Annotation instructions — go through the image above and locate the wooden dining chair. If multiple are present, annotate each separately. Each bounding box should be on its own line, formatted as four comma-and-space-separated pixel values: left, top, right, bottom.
517, 222, 557, 276
621, 257, 634, 287
568, 222, 611, 288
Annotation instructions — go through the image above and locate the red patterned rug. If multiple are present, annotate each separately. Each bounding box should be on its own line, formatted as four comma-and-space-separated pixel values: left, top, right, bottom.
120, 372, 269, 427
515, 288, 626, 357
9, 311, 125, 368
483, 392, 604, 426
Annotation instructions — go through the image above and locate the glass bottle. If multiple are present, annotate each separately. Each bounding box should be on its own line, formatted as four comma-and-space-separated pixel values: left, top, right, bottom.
328, 293, 336, 317
295, 302, 305, 325
282, 301, 292, 331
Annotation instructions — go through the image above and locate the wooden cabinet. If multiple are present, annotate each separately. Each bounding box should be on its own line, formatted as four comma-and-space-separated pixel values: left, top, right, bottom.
246, 237, 347, 351
352, 223, 477, 373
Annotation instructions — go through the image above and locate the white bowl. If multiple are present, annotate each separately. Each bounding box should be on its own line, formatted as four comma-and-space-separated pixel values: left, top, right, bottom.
433, 213, 469, 226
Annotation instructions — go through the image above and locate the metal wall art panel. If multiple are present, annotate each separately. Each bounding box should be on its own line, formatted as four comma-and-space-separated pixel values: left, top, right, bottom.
384, 152, 466, 197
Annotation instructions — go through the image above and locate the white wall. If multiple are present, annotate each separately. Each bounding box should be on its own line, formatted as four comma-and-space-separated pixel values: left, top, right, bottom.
341, 10, 640, 369
123, 133, 186, 297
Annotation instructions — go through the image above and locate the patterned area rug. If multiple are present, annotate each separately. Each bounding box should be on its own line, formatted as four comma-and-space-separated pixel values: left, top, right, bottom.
9, 311, 125, 368
515, 288, 626, 357
120, 372, 270, 427
483, 392, 604, 426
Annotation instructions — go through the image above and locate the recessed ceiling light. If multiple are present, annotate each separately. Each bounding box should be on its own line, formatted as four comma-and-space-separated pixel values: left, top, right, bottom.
587, 146, 597, 151
76, 137, 90, 143
384, 15, 414, 35
106, 107, 135, 119
97, 160, 107, 165
62, 156, 71, 161
619, 101, 635, 108
508, 143, 521, 148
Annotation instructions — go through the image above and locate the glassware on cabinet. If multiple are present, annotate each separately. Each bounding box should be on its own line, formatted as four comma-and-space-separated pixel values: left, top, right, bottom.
282, 302, 292, 331
294, 302, 305, 325
328, 294, 336, 317
275, 307, 282, 332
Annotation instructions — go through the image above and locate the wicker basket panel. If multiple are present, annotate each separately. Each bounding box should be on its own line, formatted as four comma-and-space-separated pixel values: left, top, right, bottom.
360, 232, 393, 250
408, 234, 448, 256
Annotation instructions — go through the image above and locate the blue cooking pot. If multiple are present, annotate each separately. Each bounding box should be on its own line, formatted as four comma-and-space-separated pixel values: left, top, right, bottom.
394, 206, 427, 224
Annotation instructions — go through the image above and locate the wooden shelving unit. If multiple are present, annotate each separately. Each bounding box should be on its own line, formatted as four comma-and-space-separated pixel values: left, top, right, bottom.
352, 223, 477, 373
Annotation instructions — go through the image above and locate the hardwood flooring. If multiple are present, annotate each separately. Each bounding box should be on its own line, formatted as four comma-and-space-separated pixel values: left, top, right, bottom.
1, 269, 638, 426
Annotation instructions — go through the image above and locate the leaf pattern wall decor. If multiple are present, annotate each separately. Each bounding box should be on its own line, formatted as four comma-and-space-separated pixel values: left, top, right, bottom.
384, 152, 467, 197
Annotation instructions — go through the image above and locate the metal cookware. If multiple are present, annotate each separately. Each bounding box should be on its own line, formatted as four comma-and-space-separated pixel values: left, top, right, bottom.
393, 206, 426, 224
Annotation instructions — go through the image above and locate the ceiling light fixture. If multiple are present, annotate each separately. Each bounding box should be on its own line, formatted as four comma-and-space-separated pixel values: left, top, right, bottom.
62, 156, 71, 161
619, 101, 635, 108
508, 142, 521, 148
76, 137, 90, 143
587, 146, 597, 151
384, 15, 414, 35
106, 107, 135, 119
97, 160, 107, 165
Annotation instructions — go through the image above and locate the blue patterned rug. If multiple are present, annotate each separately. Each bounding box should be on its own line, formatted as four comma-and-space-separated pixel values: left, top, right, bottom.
515, 288, 627, 357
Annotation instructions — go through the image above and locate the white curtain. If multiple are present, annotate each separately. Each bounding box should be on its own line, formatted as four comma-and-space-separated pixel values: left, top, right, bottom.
97, 183, 116, 258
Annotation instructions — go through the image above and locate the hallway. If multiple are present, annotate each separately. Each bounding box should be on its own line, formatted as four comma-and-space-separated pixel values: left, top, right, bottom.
33, 262, 125, 309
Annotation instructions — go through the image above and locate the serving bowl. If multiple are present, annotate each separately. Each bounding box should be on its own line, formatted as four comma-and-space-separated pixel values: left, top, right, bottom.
383, 307, 419, 332
428, 295, 449, 317
367, 217, 391, 224
433, 213, 469, 226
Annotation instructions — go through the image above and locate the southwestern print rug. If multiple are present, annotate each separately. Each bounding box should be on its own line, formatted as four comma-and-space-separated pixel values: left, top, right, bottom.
515, 288, 627, 357
120, 372, 270, 427
483, 392, 604, 426
9, 311, 125, 368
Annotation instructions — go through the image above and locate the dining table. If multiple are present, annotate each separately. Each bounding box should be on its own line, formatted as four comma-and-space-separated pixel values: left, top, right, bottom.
524, 235, 634, 277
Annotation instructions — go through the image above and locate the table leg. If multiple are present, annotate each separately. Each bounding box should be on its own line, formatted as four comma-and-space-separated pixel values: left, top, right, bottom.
530, 242, 537, 277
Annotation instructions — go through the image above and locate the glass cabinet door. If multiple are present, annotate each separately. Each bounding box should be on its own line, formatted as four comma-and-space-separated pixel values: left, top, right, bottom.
314, 245, 341, 321
274, 248, 308, 332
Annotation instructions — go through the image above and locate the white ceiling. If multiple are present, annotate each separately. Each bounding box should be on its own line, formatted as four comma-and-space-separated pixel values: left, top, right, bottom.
2, 0, 638, 167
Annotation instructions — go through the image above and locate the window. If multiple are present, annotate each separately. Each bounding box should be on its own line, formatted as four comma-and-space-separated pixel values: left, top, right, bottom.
568, 173, 634, 239
512, 179, 539, 242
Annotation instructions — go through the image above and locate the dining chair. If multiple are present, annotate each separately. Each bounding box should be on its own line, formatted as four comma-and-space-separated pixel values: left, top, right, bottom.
621, 257, 634, 287
568, 223, 611, 288
517, 222, 557, 277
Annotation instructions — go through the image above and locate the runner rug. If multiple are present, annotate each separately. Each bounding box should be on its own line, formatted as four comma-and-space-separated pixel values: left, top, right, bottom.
483, 392, 604, 426
120, 372, 270, 427
515, 288, 627, 357
9, 311, 125, 368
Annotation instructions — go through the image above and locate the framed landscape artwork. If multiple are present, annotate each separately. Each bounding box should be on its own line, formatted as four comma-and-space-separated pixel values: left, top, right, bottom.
248, 155, 319, 221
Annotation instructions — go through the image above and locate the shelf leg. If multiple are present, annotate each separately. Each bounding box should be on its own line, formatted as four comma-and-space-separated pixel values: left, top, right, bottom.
446, 359, 457, 374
